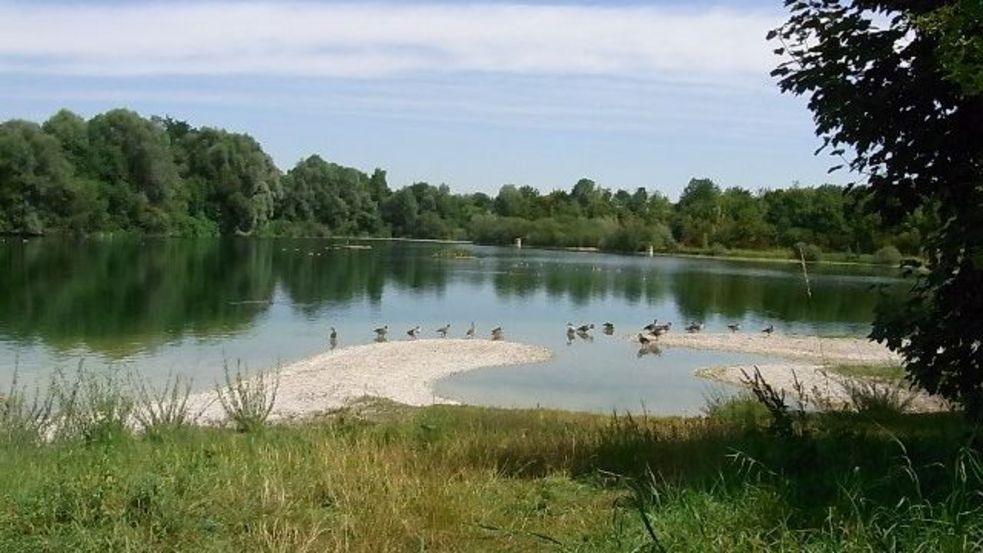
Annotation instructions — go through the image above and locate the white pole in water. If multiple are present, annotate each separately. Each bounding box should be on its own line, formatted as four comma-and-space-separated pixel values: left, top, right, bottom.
647, 245, 654, 257
515, 237, 522, 249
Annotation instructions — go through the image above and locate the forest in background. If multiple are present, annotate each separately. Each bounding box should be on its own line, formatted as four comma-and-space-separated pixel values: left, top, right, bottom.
0, 108, 933, 261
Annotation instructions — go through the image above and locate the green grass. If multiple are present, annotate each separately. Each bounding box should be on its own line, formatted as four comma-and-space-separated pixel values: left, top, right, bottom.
828, 363, 908, 382
661, 246, 902, 266
0, 392, 980, 552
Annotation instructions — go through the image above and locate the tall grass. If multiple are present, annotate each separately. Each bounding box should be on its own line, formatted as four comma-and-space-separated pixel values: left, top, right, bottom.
0, 392, 976, 551
215, 361, 280, 432
0, 366, 54, 446
50, 363, 134, 443
130, 371, 198, 434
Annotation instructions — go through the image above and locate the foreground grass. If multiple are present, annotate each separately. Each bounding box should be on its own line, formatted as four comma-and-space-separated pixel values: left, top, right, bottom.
0, 399, 980, 551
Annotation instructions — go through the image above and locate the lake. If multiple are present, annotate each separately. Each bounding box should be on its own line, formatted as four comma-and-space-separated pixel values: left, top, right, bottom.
0, 238, 902, 413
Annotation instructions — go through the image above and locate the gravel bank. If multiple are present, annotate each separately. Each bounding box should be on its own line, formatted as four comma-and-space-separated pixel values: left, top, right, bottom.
191, 339, 552, 423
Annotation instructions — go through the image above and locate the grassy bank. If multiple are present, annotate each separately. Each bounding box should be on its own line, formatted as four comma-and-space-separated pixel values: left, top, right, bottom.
0, 392, 979, 551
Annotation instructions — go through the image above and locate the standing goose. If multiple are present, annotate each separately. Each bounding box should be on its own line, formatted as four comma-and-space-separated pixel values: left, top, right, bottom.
465, 321, 475, 339
491, 326, 504, 340
577, 323, 595, 334
762, 324, 775, 335
329, 327, 338, 349
407, 325, 421, 339
685, 322, 704, 333
373, 325, 389, 338
643, 319, 659, 333
727, 322, 742, 333
566, 322, 577, 338
637, 332, 655, 345
602, 322, 615, 335
437, 323, 451, 338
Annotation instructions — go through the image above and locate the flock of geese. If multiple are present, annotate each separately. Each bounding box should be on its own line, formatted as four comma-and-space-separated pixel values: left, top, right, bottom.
325, 319, 777, 351
326, 322, 502, 348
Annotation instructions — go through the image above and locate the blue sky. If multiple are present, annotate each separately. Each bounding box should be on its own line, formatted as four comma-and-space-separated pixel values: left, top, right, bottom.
0, 0, 841, 198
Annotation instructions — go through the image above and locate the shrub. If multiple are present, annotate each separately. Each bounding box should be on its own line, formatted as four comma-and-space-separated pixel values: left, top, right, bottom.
52, 365, 134, 443
130, 372, 197, 434
1, 368, 54, 446
215, 362, 279, 432
842, 379, 914, 417
709, 242, 728, 257
873, 245, 903, 266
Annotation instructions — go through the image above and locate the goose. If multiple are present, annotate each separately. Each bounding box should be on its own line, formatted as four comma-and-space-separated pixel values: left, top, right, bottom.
465, 321, 475, 339
329, 327, 337, 341
437, 323, 450, 338
407, 325, 421, 339
602, 322, 615, 333
491, 326, 504, 340
637, 332, 655, 345
653, 322, 672, 334
566, 322, 577, 334
727, 322, 742, 333
577, 323, 594, 333
643, 319, 659, 332
685, 322, 704, 333
762, 324, 774, 335
374, 325, 388, 338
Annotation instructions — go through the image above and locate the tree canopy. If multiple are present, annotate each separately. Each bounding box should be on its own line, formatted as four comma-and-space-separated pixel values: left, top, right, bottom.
770, 0, 983, 418
0, 108, 930, 260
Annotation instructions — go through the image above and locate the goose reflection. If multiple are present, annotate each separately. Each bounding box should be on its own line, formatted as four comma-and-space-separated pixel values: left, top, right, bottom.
637, 344, 663, 358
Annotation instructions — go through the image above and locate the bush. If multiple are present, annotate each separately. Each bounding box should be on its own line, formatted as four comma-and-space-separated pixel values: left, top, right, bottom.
873, 245, 903, 266
215, 362, 279, 432
842, 380, 914, 417
52, 365, 134, 443
792, 241, 823, 262
709, 242, 728, 257
130, 372, 197, 434
1, 368, 54, 446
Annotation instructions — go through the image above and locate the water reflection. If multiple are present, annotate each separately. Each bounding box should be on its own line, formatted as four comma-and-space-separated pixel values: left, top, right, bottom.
0, 238, 903, 361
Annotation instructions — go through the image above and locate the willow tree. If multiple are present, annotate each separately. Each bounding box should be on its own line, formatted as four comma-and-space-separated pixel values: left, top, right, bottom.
770, 0, 983, 418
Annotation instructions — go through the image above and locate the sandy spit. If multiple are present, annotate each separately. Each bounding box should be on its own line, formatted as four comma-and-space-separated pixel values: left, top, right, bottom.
654, 332, 900, 365
624, 331, 941, 410
696, 364, 945, 412
190, 339, 552, 424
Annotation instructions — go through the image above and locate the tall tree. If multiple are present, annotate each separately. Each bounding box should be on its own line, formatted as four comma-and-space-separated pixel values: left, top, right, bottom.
86, 109, 182, 232
771, 0, 983, 418
0, 121, 76, 234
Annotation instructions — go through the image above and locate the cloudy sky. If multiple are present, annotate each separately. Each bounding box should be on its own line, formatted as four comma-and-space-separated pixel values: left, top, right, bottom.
0, 0, 838, 198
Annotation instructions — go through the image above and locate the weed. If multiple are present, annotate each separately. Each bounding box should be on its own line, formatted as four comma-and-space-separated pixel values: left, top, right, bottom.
215, 361, 279, 432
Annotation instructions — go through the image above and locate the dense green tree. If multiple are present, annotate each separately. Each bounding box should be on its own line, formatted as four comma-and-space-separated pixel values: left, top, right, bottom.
278, 155, 380, 235
674, 178, 722, 247
381, 187, 419, 237
176, 128, 281, 235
771, 0, 983, 417
86, 109, 182, 232
41, 109, 89, 171
0, 107, 933, 261
0, 121, 77, 234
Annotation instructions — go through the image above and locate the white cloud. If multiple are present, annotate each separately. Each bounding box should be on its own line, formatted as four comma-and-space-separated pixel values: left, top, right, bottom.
0, 2, 780, 78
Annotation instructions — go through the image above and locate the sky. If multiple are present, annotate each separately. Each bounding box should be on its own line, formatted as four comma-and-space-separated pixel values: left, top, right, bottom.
0, 0, 843, 198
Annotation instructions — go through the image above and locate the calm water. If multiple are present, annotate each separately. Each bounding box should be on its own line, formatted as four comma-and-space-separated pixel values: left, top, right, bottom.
0, 238, 902, 413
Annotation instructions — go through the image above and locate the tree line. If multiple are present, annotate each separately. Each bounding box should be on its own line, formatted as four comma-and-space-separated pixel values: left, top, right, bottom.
0, 108, 929, 260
